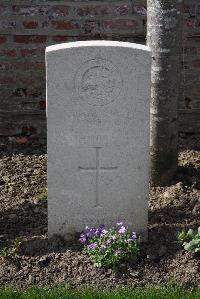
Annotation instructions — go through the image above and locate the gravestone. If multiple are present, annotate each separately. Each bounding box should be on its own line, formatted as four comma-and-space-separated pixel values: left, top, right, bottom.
46, 41, 151, 239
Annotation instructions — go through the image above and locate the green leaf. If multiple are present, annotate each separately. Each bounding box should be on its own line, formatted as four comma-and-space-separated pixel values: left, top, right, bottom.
184, 243, 192, 251
194, 247, 200, 253
187, 229, 194, 239
177, 231, 186, 243
189, 239, 199, 247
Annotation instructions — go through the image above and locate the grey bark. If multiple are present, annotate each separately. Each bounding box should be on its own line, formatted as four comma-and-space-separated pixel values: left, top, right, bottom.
147, 0, 183, 186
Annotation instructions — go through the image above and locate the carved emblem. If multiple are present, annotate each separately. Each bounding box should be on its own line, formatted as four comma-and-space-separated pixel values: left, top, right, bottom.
75, 58, 122, 106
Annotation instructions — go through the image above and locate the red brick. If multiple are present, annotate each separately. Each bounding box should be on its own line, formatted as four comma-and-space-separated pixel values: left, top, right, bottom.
14, 62, 45, 71
52, 36, 69, 42
14, 35, 47, 44
51, 20, 78, 30
39, 100, 46, 110
0, 76, 15, 84
103, 19, 138, 30
192, 60, 200, 68
27, 87, 43, 98
0, 49, 17, 57
0, 35, 6, 43
0, 128, 17, 136
21, 78, 42, 85
31, 62, 45, 71
23, 21, 38, 29
20, 49, 38, 57
187, 35, 200, 41
0, 62, 45, 71
15, 136, 28, 144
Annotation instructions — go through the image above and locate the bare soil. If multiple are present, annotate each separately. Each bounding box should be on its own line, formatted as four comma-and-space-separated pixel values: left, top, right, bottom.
0, 134, 199, 289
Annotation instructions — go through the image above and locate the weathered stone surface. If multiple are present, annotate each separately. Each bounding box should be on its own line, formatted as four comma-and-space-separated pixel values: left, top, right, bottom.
46, 40, 151, 239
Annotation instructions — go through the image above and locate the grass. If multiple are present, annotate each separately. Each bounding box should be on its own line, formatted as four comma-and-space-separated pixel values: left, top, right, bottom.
0, 287, 199, 299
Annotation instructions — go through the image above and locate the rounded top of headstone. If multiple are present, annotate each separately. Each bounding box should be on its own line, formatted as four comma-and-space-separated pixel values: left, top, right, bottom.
46, 40, 150, 53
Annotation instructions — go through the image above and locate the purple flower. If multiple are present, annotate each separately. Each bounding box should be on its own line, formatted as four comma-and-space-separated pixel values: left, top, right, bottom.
131, 232, 137, 240
99, 224, 105, 229
84, 226, 91, 237
97, 229, 102, 235
87, 243, 97, 250
110, 235, 116, 241
84, 227, 98, 238
117, 222, 123, 226
79, 233, 87, 242
118, 226, 126, 234
93, 228, 100, 236
79, 233, 87, 243
101, 229, 108, 235
105, 239, 111, 245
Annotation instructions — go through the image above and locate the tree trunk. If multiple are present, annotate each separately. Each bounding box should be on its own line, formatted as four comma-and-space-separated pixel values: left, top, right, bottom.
147, 0, 183, 186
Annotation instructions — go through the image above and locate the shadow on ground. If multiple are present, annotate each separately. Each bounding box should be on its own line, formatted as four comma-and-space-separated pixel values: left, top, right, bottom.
179, 133, 200, 150
174, 165, 200, 189
0, 200, 81, 256
0, 196, 198, 259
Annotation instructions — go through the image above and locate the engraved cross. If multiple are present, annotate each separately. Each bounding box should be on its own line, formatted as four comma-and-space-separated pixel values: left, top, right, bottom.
78, 147, 118, 207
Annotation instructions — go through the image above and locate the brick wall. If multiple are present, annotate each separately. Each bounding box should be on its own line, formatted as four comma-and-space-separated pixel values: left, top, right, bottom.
0, 0, 199, 138
180, 0, 200, 132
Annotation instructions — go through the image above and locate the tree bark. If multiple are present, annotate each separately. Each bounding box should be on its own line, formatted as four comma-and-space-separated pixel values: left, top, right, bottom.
147, 0, 183, 186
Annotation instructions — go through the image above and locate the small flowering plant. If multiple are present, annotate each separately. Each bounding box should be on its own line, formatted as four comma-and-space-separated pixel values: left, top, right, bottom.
79, 222, 140, 268
177, 227, 200, 254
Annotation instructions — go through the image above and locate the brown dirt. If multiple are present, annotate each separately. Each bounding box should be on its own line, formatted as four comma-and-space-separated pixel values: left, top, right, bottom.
0, 134, 199, 289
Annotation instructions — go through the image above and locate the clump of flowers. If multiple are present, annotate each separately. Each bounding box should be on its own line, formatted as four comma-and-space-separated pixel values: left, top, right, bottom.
79, 222, 140, 268
178, 227, 200, 254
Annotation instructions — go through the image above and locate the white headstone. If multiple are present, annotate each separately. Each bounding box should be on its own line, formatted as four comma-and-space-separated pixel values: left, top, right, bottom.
46, 41, 151, 239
